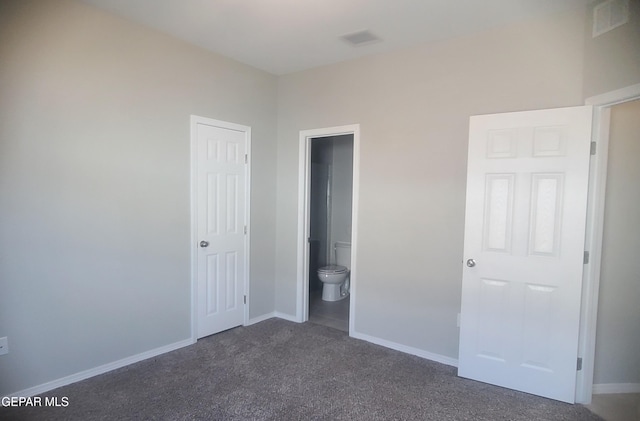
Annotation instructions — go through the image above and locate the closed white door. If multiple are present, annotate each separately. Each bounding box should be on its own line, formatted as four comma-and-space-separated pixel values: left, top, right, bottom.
193, 117, 249, 339
458, 106, 592, 403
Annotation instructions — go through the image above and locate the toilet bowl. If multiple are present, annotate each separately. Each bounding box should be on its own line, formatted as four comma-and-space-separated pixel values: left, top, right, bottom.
317, 265, 349, 301
317, 242, 351, 302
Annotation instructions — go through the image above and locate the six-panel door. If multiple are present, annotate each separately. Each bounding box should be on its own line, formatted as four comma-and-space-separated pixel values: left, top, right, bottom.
196, 121, 247, 338
458, 106, 593, 403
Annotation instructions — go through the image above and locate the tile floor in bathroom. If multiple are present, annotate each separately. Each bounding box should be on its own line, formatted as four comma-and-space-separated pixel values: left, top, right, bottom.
308, 289, 349, 332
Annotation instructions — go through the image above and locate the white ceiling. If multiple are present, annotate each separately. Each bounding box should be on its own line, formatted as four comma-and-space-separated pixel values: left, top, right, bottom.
82, 0, 593, 75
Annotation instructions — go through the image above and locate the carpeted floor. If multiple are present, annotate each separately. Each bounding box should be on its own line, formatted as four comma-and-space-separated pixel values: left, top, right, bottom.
1, 318, 602, 420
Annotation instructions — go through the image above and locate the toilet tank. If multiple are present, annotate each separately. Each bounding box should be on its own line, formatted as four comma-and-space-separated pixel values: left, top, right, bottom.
334, 242, 351, 269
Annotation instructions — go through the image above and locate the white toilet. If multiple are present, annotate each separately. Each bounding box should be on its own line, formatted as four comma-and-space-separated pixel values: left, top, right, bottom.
317, 242, 351, 301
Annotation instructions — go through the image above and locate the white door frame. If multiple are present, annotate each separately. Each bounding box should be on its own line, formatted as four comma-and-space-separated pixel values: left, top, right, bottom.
190, 115, 251, 342
576, 83, 640, 403
296, 124, 360, 333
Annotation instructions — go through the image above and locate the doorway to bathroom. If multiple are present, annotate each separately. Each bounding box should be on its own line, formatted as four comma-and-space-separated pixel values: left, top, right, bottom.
308, 134, 353, 331
296, 125, 360, 334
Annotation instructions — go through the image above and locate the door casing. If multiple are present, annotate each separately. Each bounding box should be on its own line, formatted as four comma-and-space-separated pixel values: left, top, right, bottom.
296, 124, 360, 332
577, 82, 640, 403
190, 115, 251, 342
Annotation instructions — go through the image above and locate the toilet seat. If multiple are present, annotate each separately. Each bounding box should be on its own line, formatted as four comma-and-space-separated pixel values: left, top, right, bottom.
317, 265, 348, 274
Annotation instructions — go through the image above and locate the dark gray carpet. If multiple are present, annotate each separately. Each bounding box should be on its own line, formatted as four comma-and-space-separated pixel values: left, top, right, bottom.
2, 318, 602, 420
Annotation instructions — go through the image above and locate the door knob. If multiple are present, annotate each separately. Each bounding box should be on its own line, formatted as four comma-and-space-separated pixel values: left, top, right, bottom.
466, 259, 476, 267
200, 240, 209, 248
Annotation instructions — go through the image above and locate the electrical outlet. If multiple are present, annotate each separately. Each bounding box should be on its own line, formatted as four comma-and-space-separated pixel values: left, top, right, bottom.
0, 337, 7, 356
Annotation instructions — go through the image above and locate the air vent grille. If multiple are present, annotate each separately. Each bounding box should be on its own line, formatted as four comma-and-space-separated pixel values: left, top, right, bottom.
593, 0, 629, 37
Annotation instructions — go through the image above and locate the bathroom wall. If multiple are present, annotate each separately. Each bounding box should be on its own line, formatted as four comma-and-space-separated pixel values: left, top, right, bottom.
310, 141, 333, 289
310, 135, 354, 269
329, 135, 354, 260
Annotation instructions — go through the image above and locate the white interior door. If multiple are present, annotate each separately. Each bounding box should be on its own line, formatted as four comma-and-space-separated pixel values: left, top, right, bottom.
458, 106, 593, 403
194, 118, 248, 339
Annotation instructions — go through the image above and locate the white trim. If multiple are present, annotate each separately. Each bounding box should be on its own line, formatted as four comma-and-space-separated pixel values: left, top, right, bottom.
274, 312, 300, 323
576, 106, 611, 404
593, 383, 640, 394
351, 330, 458, 368
576, 83, 640, 404
247, 313, 460, 369
247, 312, 301, 325
296, 124, 360, 332
5, 338, 193, 398
349, 129, 360, 334
244, 128, 252, 326
247, 312, 276, 326
190, 116, 199, 343
585, 83, 640, 107
190, 115, 251, 341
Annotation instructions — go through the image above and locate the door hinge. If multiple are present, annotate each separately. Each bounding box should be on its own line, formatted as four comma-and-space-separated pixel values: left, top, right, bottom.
243, 295, 247, 305
590, 142, 597, 155
245, 154, 248, 164
577, 357, 583, 371
583, 251, 590, 264
244, 225, 247, 235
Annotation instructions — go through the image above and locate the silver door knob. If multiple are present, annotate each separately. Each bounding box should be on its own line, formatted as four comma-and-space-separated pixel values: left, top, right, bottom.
200, 241, 209, 248
466, 259, 476, 267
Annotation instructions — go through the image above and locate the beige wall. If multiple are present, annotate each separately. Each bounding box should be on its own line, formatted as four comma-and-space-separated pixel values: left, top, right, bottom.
276, 9, 586, 358
583, 0, 640, 98
0, 0, 277, 395
594, 100, 640, 385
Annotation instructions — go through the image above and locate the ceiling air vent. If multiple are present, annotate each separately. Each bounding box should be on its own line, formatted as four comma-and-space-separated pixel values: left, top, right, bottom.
340, 30, 381, 47
593, 0, 630, 37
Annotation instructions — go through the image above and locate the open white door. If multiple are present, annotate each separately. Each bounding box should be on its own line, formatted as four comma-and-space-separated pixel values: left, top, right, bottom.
458, 106, 592, 403
193, 117, 249, 339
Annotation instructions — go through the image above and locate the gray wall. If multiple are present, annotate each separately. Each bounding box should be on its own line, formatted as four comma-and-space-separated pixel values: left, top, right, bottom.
275, 9, 587, 359
0, 0, 277, 396
593, 100, 640, 385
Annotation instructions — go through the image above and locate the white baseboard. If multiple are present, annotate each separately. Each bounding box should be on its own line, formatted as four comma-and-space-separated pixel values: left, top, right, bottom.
350, 330, 459, 368
7, 338, 194, 398
5, 319, 461, 399
249, 315, 458, 368
247, 312, 277, 325
247, 312, 300, 326
593, 383, 640, 394
273, 311, 300, 323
